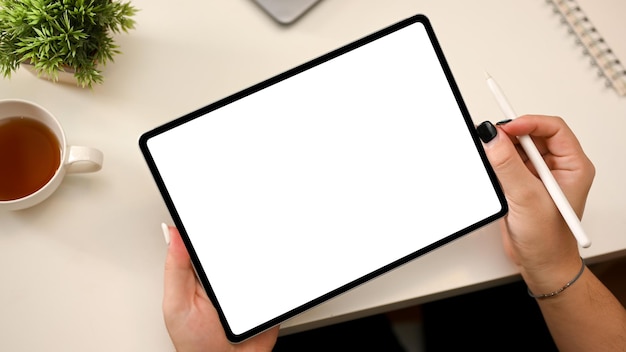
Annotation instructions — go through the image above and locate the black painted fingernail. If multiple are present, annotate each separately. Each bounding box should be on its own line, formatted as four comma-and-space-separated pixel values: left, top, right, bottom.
477, 121, 497, 143
496, 119, 512, 126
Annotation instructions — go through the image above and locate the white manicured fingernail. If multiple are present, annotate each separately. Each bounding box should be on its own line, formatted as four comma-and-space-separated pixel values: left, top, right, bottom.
161, 223, 171, 245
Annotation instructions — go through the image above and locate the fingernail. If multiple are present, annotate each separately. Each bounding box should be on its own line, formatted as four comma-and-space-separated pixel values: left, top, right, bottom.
161, 223, 171, 245
477, 121, 497, 143
496, 119, 512, 126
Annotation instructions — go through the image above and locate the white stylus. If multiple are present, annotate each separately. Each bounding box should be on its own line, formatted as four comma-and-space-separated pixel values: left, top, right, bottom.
485, 72, 591, 248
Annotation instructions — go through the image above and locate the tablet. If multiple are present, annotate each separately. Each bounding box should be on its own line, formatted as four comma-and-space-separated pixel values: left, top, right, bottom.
139, 14, 507, 343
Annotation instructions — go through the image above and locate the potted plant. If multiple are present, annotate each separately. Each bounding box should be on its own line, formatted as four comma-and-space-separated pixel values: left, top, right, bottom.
0, 0, 137, 88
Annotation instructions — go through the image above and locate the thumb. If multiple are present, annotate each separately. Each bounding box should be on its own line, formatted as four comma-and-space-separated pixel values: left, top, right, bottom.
162, 225, 197, 313
477, 121, 543, 204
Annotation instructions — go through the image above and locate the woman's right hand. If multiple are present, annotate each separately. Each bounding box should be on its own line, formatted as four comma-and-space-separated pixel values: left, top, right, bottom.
478, 115, 595, 294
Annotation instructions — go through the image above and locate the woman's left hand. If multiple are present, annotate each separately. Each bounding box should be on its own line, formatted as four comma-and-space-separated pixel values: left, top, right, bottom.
162, 226, 279, 352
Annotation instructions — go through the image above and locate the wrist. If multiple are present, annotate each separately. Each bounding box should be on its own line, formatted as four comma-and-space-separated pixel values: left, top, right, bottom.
520, 255, 585, 299
527, 257, 585, 299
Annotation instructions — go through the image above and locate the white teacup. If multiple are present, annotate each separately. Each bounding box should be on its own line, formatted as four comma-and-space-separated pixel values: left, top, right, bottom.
0, 99, 103, 211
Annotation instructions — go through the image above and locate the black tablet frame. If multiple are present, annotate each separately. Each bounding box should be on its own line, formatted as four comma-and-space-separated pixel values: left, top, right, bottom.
139, 14, 507, 343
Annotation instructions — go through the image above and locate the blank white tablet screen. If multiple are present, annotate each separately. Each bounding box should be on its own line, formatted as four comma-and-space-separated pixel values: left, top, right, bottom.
145, 17, 504, 340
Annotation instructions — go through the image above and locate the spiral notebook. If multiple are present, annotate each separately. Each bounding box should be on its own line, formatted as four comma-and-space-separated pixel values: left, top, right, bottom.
548, 0, 626, 96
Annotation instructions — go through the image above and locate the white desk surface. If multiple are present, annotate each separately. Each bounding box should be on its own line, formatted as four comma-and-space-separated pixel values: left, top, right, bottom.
1, 1, 625, 350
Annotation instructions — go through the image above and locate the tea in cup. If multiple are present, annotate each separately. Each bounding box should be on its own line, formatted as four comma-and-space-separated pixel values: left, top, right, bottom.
0, 99, 103, 210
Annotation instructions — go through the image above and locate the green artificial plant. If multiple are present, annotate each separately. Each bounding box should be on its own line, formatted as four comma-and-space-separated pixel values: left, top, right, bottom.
0, 0, 137, 88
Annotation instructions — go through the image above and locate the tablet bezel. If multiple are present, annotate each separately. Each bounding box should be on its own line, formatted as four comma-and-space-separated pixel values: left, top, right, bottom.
140, 14, 507, 343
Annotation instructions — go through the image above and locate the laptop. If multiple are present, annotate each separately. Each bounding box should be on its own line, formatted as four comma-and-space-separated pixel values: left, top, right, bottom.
252, 0, 321, 24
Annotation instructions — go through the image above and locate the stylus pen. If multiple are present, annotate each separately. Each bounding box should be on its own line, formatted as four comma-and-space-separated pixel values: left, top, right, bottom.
485, 72, 591, 248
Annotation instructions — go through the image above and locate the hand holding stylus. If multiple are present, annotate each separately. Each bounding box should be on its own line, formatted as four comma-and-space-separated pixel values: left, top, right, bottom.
485, 72, 592, 248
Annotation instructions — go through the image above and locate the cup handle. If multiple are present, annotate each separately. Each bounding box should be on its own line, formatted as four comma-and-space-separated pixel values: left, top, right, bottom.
66, 146, 104, 174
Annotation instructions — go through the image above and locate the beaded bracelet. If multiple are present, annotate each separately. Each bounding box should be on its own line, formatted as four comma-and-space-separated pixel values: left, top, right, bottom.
527, 257, 586, 299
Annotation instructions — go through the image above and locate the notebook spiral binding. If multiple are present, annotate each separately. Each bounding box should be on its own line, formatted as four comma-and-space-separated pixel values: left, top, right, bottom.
547, 0, 626, 96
